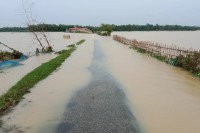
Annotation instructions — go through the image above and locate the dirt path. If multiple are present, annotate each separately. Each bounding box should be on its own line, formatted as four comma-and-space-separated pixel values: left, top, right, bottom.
56, 39, 140, 133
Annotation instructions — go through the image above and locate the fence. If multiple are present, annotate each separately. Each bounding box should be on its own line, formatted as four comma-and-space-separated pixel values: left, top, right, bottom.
113, 35, 200, 59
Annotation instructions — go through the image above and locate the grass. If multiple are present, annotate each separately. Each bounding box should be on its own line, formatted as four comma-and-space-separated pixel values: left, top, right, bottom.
132, 47, 167, 62
76, 39, 85, 45
67, 44, 76, 48
65, 39, 85, 49
169, 54, 200, 78
152, 54, 167, 62
0, 44, 80, 115
130, 46, 200, 79
136, 48, 146, 53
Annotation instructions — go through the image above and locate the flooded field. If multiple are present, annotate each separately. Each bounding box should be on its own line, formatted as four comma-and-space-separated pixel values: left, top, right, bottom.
0, 33, 91, 95
0, 32, 200, 133
0, 32, 89, 54
113, 31, 200, 49
0, 34, 94, 133
0, 54, 56, 95
100, 36, 200, 133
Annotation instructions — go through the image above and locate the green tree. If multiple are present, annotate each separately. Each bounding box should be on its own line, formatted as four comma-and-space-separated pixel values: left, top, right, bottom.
100, 24, 113, 36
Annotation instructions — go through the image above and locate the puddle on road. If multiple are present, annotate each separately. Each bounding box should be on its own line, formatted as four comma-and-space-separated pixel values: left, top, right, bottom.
0, 37, 94, 133
101, 36, 200, 133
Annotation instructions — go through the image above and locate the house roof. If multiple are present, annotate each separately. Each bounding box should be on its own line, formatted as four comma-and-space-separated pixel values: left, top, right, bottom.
69, 27, 82, 30
68, 27, 92, 33
69, 27, 91, 31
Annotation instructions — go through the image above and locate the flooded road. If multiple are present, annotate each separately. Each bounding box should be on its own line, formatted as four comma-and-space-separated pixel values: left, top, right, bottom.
56, 39, 139, 133
0, 33, 91, 96
101, 36, 200, 133
0, 36, 94, 133
1, 33, 200, 133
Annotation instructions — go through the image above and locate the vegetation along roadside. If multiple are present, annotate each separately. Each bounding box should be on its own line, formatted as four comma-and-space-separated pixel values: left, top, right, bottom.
0, 39, 85, 116
135, 47, 200, 79
113, 35, 200, 79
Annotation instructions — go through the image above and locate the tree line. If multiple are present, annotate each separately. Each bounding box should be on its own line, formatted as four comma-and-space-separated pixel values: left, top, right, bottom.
112, 24, 200, 31
0, 24, 200, 32
0, 27, 27, 32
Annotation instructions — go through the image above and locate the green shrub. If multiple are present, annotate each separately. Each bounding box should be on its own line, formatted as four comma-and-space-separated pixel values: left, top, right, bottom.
0, 39, 86, 115
76, 39, 85, 45
172, 52, 200, 75
137, 48, 146, 53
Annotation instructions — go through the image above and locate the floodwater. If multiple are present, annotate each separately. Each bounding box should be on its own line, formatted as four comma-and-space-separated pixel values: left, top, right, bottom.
0, 32, 86, 54
0, 33, 90, 95
0, 54, 56, 95
101, 35, 200, 133
0, 34, 94, 133
113, 31, 200, 49
1, 32, 200, 133
56, 39, 139, 133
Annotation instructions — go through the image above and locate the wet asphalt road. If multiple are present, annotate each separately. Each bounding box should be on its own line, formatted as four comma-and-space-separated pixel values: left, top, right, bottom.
56, 40, 140, 133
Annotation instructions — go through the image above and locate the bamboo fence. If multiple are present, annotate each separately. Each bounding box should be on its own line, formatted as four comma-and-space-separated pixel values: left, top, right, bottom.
113, 35, 200, 59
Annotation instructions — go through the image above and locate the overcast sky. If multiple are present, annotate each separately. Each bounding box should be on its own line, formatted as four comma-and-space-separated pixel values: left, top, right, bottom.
0, 0, 200, 27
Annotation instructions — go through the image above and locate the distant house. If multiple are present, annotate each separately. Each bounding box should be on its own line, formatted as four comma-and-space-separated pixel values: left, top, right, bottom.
68, 27, 93, 34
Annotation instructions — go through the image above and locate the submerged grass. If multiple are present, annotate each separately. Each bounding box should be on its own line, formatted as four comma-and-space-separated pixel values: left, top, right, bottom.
136, 48, 146, 53
0, 42, 82, 115
66, 39, 85, 49
130, 46, 200, 79
76, 39, 85, 45
132, 47, 167, 62
67, 44, 76, 48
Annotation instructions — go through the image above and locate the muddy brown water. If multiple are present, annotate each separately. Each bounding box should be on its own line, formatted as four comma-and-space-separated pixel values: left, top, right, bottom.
113, 31, 200, 49
0, 33, 91, 96
0, 35, 94, 133
0, 54, 56, 95
0, 32, 84, 54
101, 35, 200, 133
0, 32, 200, 133
56, 39, 139, 133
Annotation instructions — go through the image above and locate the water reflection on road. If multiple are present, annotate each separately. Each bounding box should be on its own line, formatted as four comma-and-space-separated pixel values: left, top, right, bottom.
1, 33, 200, 133
56, 39, 140, 133
101, 36, 200, 133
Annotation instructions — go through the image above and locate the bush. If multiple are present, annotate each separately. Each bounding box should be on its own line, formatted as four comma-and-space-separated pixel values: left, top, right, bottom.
172, 52, 200, 74
137, 48, 146, 53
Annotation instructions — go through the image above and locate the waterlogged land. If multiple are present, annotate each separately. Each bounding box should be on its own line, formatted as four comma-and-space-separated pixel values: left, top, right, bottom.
56, 40, 139, 133
0, 33, 90, 95
0, 32, 200, 133
113, 31, 200, 49
0, 35, 94, 132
